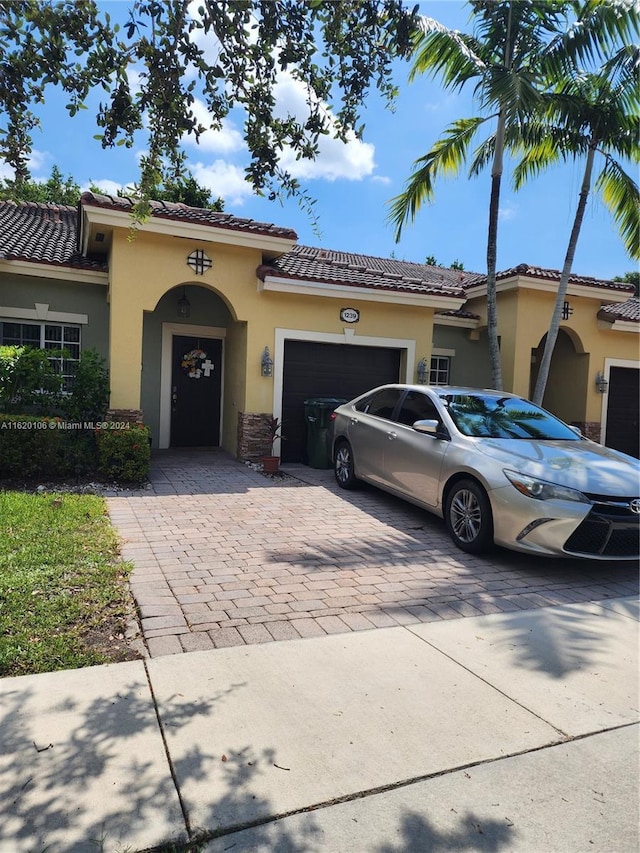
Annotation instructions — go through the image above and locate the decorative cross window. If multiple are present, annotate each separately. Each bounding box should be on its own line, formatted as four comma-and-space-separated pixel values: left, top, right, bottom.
187, 249, 212, 275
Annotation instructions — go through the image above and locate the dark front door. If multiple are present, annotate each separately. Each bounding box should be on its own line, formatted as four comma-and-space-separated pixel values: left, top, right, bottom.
171, 335, 222, 447
606, 366, 639, 458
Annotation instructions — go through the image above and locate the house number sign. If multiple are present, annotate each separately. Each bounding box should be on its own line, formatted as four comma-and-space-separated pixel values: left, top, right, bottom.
340, 307, 360, 323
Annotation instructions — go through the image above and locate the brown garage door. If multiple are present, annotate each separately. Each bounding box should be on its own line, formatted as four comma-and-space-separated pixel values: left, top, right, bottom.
606, 366, 639, 458
281, 340, 402, 462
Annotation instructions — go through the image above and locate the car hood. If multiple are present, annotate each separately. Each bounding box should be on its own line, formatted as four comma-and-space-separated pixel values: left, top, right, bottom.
474, 438, 640, 496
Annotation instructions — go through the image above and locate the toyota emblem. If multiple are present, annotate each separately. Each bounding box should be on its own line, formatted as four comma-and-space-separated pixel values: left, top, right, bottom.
630, 499, 640, 515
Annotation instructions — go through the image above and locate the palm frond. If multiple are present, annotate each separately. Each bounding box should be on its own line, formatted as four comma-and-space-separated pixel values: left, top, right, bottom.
544, 0, 640, 80
387, 116, 487, 241
596, 157, 640, 260
410, 18, 486, 89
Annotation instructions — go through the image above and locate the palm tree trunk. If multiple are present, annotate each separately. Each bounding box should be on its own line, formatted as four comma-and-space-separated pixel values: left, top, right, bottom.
532, 144, 596, 406
485, 0, 514, 393
486, 109, 505, 391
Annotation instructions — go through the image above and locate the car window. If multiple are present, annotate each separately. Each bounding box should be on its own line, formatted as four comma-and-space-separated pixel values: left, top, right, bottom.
395, 390, 440, 426
356, 388, 403, 421
442, 393, 581, 440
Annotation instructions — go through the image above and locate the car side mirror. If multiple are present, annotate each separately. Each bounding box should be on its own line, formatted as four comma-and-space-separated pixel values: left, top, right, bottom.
413, 419, 440, 436
568, 425, 582, 437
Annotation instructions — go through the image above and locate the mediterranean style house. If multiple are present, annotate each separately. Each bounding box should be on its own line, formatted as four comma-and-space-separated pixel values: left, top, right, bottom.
0, 193, 638, 461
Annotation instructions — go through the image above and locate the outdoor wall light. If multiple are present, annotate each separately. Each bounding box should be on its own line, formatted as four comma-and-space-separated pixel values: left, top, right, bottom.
595, 371, 608, 394
261, 346, 274, 377
177, 287, 191, 319
416, 357, 429, 384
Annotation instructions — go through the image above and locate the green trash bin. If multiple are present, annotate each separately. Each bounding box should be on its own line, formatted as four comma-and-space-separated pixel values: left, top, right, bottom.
304, 397, 347, 469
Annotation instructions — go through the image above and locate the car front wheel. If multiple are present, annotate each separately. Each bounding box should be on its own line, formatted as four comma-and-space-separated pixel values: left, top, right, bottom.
445, 479, 493, 554
334, 441, 358, 490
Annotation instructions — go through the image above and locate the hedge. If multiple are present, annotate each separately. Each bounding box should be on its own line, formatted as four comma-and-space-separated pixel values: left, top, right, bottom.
0, 415, 150, 483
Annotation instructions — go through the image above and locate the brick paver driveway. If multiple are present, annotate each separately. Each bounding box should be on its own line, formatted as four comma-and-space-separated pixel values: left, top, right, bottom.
107, 450, 639, 657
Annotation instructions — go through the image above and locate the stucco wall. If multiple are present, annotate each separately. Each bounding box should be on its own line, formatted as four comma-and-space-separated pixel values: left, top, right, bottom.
107, 226, 438, 454
0, 273, 109, 355
466, 283, 638, 427
432, 324, 492, 388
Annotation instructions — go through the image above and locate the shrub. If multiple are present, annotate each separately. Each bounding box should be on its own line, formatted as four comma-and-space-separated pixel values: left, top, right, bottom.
0, 415, 98, 478
95, 424, 150, 483
0, 346, 64, 414
61, 348, 109, 423
0, 415, 150, 483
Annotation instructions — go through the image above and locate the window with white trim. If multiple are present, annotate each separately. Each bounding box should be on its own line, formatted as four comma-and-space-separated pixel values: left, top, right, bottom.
429, 355, 450, 385
0, 321, 81, 391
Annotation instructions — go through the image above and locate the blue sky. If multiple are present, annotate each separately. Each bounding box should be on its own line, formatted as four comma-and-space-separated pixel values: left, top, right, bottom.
2, 0, 635, 280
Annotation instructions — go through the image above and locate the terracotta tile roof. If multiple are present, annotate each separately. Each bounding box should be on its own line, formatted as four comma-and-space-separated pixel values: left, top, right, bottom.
0, 200, 107, 272
435, 308, 481, 319
81, 192, 298, 241
598, 297, 640, 323
259, 244, 471, 297
465, 263, 635, 294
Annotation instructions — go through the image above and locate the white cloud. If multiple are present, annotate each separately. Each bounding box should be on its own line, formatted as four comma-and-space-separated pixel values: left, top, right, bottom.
185, 100, 245, 154
273, 72, 376, 182
371, 174, 392, 186
191, 160, 253, 206
83, 178, 129, 196
499, 201, 517, 222
0, 149, 50, 182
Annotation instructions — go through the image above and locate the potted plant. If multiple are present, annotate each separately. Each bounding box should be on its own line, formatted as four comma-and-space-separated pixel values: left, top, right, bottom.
262, 415, 283, 474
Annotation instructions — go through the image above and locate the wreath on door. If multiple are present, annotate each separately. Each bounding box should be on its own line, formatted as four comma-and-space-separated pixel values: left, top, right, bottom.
181, 348, 208, 379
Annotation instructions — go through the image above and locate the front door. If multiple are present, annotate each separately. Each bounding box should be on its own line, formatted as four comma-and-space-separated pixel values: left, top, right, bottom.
170, 335, 222, 447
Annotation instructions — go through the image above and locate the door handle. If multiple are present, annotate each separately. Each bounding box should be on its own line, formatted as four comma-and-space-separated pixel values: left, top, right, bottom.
350, 417, 359, 425
387, 431, 397, 440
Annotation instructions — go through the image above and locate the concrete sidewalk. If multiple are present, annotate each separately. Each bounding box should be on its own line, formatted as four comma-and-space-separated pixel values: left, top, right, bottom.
1, 597, 638, 853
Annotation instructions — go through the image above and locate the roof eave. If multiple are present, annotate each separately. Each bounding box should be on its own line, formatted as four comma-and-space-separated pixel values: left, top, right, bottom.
259, 275, 466, 310
80, 202, 297, 255
465, 275, 633, 301
0, 257, 109, 284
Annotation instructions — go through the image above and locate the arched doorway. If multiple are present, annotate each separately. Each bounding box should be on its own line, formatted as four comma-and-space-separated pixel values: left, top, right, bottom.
530, 329, 588, 423
142, 284, 234, 447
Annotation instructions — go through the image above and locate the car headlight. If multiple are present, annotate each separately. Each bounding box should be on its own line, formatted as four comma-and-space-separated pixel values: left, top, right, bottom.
503, 469, 589, 503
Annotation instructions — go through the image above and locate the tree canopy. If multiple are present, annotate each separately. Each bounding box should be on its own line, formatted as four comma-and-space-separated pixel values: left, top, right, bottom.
0, 165, 224, 209
0, 0, 416, 205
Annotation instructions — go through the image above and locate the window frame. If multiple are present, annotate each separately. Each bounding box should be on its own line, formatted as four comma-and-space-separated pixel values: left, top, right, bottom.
0, 319, 82, 391
429, 355, 451, 386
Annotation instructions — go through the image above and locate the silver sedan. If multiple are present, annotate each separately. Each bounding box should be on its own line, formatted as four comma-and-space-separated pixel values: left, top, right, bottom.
328, 385, 640, 560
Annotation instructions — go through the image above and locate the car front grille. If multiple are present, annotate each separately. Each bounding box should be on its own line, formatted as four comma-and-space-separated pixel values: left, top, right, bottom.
564, 500, 640, 558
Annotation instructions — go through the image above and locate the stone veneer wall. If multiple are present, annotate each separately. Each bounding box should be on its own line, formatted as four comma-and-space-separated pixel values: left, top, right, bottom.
105, 408, 144, 424
237, 412, 272, 461
572, 421, 601, 443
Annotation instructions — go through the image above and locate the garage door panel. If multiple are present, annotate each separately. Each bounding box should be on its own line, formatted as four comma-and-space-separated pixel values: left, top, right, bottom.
606, 367, 639, 459
282, 341, 401, 462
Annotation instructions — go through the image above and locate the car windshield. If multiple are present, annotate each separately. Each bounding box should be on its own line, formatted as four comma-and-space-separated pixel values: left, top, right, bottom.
441, 393, 581, 440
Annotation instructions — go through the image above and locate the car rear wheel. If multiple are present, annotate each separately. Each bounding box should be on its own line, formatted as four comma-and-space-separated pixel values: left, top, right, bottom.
445, 479, 493, 554
334, 441, 358, 490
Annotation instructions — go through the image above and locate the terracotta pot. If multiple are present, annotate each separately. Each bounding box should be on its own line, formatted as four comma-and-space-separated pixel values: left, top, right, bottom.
262, 455, 280, 473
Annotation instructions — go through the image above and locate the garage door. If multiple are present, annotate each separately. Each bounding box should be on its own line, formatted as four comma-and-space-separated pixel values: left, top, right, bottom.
281, 340, 402, 462
605, 366, 639, 458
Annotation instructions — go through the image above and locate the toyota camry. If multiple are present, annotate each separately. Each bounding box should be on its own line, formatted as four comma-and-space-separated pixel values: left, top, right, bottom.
328, 385, 640, 560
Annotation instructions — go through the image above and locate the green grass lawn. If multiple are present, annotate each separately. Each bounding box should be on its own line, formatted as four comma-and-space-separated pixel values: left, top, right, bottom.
0, 490, 138, 677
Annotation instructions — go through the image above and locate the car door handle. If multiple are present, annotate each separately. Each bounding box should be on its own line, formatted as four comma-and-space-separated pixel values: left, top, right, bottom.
387, 431, 397, 440
350, 417, 359, 425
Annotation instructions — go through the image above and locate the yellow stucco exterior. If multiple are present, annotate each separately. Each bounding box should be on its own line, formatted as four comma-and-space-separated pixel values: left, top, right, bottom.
466, 278, 639, 430
104, 222, 438, 456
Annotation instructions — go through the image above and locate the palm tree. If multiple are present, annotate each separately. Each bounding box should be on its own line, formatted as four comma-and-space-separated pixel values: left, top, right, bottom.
516, 48, 639, 405
388, 0, 637, 392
